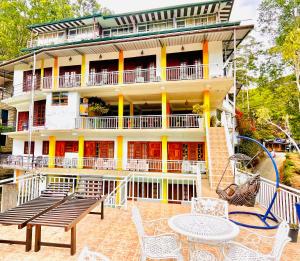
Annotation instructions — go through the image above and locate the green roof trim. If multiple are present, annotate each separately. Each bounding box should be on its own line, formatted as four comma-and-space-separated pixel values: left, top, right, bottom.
22, 21, 241, 52
28, 13, 103, 29
104, 0, 233, 19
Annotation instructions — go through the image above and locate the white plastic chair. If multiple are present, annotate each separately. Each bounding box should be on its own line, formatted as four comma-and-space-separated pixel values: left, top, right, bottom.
191, 197, 229, 218
78, 246, 110, 261
222, 221, 291, 261
131, 206, 183, 261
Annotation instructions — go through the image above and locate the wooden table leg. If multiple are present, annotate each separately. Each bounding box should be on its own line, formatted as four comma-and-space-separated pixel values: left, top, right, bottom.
25, 226, 32, 252
70, 226, 76, 255
35, 225, 41, 252
101, 201, 104, 220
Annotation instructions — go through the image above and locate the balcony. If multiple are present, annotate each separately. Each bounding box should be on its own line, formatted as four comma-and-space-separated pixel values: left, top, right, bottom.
27, 15, 220, 49
75, 114, 202, 130
0, 154, 206, 175
41, 64, 231, 90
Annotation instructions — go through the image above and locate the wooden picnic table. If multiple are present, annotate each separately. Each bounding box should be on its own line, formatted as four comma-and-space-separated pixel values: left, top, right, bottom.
28, 196, 105, 255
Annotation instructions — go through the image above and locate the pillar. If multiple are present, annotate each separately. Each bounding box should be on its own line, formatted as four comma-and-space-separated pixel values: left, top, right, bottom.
40, 59, 44, 89
161, 135, 168, 203
118, 50, 124, 84
162, 92, 167, 129
203, 40, 209, 79
81, 54, 86, 87
203, 90, 211, 129
129, 102, 134, 128
161, 45, 167, 81
118, 94, 124, 129
48, 136, 56, 168
117, 136, 123, 170
53, 57, 58, 89
78, 136, 84, 169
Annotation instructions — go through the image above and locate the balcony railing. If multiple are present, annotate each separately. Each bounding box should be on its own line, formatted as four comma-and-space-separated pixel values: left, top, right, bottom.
87, 72, 118, 86
23, 77, 41, 92
123, 68, 160, 84
75, 114, 202, 130
0, 154, 206, 175
39, 64, 231, 90
58, 74, 81, 88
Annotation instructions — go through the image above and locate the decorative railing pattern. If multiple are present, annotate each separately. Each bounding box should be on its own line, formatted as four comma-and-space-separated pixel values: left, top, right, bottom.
58, 74, 81, 88
75, 114, 202, 130
88, 71, 118, 86
123, 68, 160, 84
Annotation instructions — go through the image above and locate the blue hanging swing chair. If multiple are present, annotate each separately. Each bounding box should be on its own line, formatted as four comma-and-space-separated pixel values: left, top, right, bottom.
216, 135, 280, 229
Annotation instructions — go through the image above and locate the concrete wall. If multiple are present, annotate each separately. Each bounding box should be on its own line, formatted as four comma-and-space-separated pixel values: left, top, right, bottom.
45, 92, 80, 130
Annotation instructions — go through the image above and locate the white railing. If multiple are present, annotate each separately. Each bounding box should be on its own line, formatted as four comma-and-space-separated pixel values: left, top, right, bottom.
257, 177, 300, 225
75, 116, 118, 129
42, 76, 53, 89
123, 68, 160, 84
88, 71, 118, 86
123, 115, 162, 129
75, 114, 203, 130
126, 159, 206, 174
166, 65, 204, 81
204, 116, 213, 188
58, 74, 81, 88
221, 111, 234, 156
168, 114, 202, 128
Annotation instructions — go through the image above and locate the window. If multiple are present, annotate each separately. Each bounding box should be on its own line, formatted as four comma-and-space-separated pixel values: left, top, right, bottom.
103, 29, 111, 37
52, 92, 68, 106
176, 20, 185, 28
33, 100, 46, 126
42, 141, 49, 155
1, 109, 8, 126
24, 141, 35, 155
0, 135, 6, 146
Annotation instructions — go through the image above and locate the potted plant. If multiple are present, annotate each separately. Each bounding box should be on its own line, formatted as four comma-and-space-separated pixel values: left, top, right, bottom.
288, 223, 299, 243
192, 104, 204, 128
88, 97, 109, 117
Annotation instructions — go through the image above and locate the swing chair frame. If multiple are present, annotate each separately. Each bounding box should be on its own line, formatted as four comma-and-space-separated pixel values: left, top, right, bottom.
229, 136, 280, 229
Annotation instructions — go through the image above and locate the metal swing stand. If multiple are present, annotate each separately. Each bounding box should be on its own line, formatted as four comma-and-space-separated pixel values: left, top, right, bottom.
229, 136, 280, 229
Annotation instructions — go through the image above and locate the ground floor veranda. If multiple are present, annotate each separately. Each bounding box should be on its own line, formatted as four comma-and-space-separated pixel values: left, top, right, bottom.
0, 180, 299, 261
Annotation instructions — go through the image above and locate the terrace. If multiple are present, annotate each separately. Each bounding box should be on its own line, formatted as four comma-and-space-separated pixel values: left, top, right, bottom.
0, 174, 299, 260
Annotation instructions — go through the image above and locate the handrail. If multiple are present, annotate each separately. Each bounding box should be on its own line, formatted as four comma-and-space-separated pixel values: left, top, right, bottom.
205, 117, 213, 188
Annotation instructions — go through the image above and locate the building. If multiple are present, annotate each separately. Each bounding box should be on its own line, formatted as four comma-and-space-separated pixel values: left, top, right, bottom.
0, 0, 253, 202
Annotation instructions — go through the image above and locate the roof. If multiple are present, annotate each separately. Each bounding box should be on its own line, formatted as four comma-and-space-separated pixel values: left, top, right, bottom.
28, 0, 234, 33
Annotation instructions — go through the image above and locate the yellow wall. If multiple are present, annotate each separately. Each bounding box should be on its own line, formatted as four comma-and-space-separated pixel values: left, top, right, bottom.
81, 54, 86, 87
203, 40, 209, 79
118, 50, 124, 84
78, 136, 84, 168
161, 135, 168, 203
40, 59, 44, 89
161, 45, 167, 80
53, 57, 58, 89
203, 90, 211, 129
162, 92, 167, 129
48, 136, 56, 168
117, 136, 123, 170
118, 94, 124, 129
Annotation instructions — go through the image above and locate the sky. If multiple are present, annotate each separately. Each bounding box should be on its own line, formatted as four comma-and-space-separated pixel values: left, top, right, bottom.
99, 0, 261, 25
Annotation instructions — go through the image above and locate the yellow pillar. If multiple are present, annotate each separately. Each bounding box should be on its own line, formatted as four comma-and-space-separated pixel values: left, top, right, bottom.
48, 136, 56, 168
118, 50, 124, 84
162, 92, 167, 129
117, 136, 123, 170
161, 135, 168, 203
129, 102, 134, 128
53, 57, 58, 89
118, 94, 124, 129
40, 59, 44, 89
203, 40, 209, 79
203, 90, 211, 129
81, 54, 86, 87
78, 136, 84, 168
161, 45, 167, 81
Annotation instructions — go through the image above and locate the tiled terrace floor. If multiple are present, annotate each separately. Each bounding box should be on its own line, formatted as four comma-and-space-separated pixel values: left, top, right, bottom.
0, 201, 299, 261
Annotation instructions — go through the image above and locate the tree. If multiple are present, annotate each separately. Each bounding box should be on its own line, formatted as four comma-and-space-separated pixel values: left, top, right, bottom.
72, 0, 101, 16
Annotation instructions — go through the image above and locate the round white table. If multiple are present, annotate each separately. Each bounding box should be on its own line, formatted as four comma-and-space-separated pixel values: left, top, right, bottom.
168, 214, 240, 244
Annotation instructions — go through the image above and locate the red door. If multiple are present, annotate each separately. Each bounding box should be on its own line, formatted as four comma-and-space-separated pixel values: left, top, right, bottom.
18, 112, 29, 131
55, 141, 65, 156
168, 143, 182, 173
99, 141, 114, 158
84, 141, 96, 157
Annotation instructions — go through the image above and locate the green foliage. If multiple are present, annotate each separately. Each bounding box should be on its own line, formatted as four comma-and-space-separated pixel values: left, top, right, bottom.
72, 0, 101, 16
283, 159, 294, 186
88, 97, 109, 116
192, 104, 204, 115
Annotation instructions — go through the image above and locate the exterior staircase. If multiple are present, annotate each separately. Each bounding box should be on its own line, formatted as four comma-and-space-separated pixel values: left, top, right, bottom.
207, 127, 234, 190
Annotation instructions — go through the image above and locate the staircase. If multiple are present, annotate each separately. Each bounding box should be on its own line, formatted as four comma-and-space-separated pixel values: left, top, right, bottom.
207, 127, 233, 189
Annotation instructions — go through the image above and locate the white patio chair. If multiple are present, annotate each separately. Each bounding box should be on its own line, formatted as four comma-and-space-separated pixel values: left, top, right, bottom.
191, 197, 229, 218
189, 197, 229, 261
78, 246, 110, 261
222, 221, 291, 261
131, 206, 183, 261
